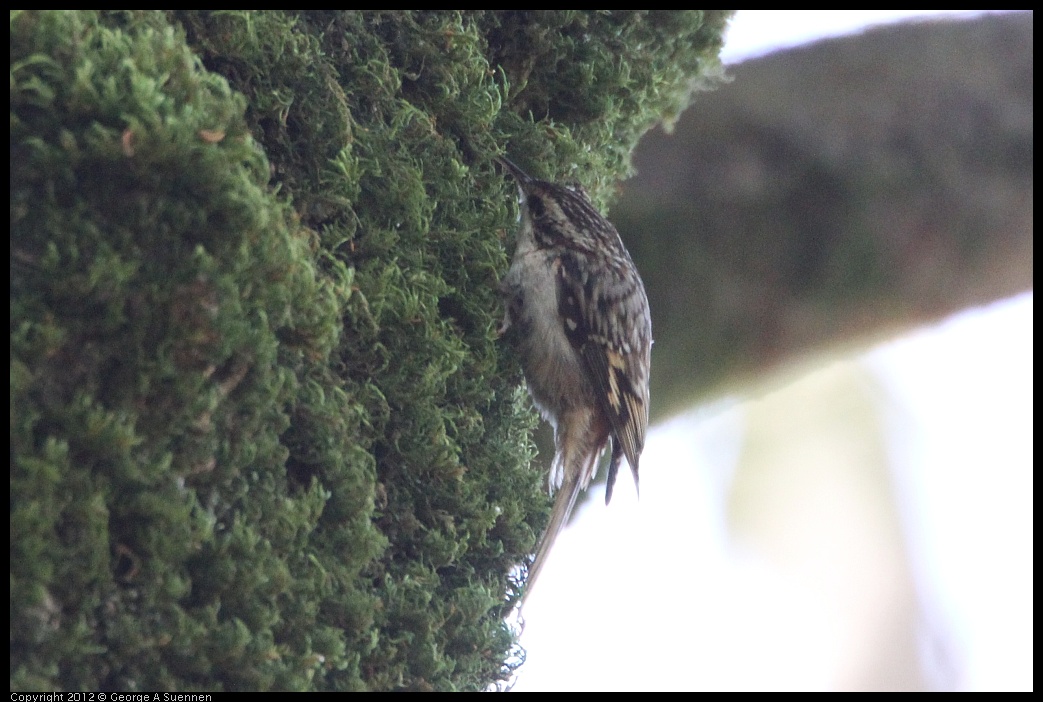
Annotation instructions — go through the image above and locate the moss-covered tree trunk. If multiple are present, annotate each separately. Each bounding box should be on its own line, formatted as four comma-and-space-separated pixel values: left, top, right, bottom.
11, 10, 731, 690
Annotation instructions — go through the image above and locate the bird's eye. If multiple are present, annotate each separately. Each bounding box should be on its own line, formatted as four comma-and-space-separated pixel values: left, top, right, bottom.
527, 195, 545, 218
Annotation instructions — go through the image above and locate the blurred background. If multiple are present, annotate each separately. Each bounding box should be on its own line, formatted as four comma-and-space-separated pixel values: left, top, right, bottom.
513, 11, 1032, 691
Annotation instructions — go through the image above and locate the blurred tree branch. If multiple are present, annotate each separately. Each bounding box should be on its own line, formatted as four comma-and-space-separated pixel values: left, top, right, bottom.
614, 12, 1032, 418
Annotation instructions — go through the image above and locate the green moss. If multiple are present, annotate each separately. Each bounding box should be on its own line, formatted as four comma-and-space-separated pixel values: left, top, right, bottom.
11, 9, 730, 691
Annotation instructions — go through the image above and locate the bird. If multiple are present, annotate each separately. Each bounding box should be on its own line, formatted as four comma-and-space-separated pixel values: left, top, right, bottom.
496, 156, 652, 605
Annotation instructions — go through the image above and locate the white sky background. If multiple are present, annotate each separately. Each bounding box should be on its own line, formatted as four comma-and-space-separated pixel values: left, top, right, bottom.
512, 11, 1032, 692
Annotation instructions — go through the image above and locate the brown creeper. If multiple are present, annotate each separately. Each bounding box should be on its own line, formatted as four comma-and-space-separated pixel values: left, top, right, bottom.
497, 157, 652, 603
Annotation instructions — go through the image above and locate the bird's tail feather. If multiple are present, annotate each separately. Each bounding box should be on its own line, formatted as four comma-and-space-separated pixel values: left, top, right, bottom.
521, 470, 583, 606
